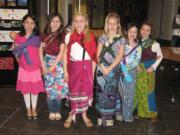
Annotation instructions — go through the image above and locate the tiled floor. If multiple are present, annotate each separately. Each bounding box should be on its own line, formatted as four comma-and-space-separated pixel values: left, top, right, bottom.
0, 59, 180, 135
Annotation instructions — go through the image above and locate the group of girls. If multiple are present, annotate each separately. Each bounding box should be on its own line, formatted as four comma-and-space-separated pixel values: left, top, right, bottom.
12, 11, 163, 128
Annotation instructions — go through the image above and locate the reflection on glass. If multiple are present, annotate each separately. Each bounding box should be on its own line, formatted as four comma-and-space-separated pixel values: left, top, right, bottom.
7, 0, 16, 6
0, 0, 5, 6
86, 0, 148, 29
18, 0, 28, 6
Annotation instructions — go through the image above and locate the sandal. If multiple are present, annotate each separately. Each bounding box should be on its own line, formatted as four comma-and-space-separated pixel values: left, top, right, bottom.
49, 113, 56, 120
97, 118, 102, 126
26, 108, 32, 120
83, 118, 93, 128
27, 112, 32, 120
105, 119, 114, 127
64, 120, 72, 128
32, 109, 38, 120
55, 113, 62, 120
115, 113, 123, 121
151, 116, 158, 123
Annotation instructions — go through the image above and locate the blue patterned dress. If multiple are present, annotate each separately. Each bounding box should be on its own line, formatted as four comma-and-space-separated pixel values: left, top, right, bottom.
95, 34, 125, 125
118, 43, 142, 122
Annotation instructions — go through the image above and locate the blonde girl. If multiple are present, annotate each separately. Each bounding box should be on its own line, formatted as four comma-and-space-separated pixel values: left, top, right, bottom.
63, 12, 97, 128
95, 13, 125, 127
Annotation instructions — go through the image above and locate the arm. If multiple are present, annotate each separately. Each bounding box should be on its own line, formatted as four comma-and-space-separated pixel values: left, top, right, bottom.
63, 44, 68, 82
63, 33, 71, 82
39, 42, 47, 74
92, 60, 96, 80
48, 43, 65, 72
146, 42, 163, 72
96, 42, 109, 75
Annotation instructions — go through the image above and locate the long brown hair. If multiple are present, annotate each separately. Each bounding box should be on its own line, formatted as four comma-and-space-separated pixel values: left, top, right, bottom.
43, 12, 64, 43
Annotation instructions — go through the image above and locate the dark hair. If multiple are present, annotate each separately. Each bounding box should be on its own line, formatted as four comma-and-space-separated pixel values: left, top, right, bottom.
19, 14, 39, 36
178, 6, 180, 14
124, 23, 138, 44
44, 12, 64, 43
140, 21, 154, 38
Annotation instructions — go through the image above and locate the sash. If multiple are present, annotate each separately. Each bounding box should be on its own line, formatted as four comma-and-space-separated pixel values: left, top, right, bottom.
99, 36, 122, 64
123, 44, 141, 65
12, 35, 40, 64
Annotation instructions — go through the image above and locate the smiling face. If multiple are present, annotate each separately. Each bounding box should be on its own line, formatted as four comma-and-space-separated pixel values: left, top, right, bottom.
73, 15, 87, 33
128, 26, 138, 41
107, 17, 118, 35
23, 17, 36, 35
140, 24, 151, 39
50, 16, 61, 33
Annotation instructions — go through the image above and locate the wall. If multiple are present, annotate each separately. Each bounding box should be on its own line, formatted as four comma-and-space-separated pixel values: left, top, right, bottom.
37, 0, 47, 33
58, 0, 72, 26
148, 0, 180, 40
91, 0, 104, 29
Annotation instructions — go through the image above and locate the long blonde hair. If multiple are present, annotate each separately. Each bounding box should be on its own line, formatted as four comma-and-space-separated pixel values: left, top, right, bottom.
104, 12, 123, 36
72, 12, 90, 42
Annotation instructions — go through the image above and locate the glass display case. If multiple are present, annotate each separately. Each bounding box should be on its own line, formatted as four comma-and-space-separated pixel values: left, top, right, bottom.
0, 0, 29, 85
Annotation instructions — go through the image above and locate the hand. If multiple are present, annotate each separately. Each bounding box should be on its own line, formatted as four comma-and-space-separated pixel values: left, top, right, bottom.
42, 66, 48, 75
64, 72, 69, 82
137, 66, 143, 72
146, 67, 154, 73
92, 73, 95, 80
103, 67, 110, 76
9, 31, 17, 40
48, 65, 56, 73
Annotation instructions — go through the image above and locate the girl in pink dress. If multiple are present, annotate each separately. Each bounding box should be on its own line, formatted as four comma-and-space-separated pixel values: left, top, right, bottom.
12, 14, 45, 120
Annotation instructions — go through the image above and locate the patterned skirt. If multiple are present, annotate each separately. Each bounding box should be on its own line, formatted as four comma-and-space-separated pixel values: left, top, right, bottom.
134, 60, 157, 118
68, 60, 93, 120
43, 54, 68, 100
95, 66, 120, 117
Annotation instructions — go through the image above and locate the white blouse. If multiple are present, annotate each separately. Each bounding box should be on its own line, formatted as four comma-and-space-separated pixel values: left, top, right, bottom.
151, 42, 163, 71
65, 33, 91, 61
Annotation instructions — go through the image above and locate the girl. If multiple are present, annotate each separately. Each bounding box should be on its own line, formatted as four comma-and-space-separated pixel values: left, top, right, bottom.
12, 14, 45, 120
39, 13, 68, 120
63, 12, 97, 128
119, 23, 142, 122
134, 21, 163, 123
95, 13, 125, 127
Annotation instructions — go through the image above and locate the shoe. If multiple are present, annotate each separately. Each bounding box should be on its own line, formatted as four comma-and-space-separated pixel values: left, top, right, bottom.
64, 115, 73, 128
83, 119, 93, 128
97, 118, 102, 126
125, 119, 134, 122
106, 119, 114, 126
26, 108, 32, 120
64, 119, 72, 128
115, 113, 123, 121
134, 114, 141, 120
55, 113, 62, 120
151, 116, 158, 123
49, 113, 56, 120
32, 108, 38, 120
